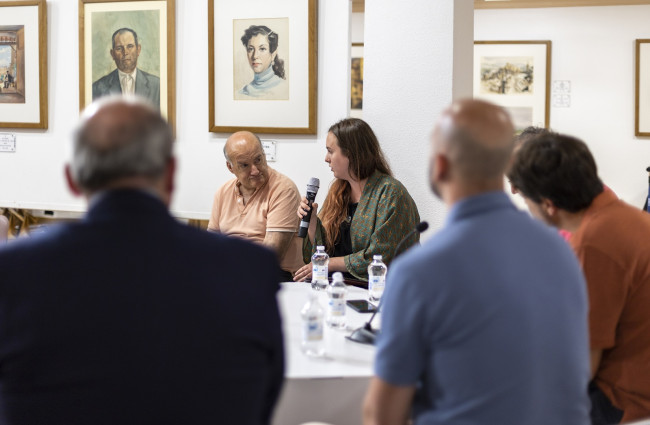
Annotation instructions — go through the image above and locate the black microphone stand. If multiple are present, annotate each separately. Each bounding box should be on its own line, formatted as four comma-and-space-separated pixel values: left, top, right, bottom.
346, 222, 429, 345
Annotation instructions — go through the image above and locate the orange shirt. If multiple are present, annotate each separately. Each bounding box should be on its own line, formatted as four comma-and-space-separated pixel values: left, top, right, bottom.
570, 190, 650, 422
208, 167, 303, 274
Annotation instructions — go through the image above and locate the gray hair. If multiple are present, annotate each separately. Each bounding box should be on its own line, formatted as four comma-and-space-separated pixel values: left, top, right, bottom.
70, 97, 173, 192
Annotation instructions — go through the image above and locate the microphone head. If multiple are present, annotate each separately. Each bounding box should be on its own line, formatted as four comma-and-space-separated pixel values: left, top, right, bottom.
416, 221, 429, 233
306, 177, 320, 193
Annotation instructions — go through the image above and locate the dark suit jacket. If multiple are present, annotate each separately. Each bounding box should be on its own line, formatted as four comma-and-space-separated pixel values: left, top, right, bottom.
92, 68, 161, 109
0, 190, 284, 425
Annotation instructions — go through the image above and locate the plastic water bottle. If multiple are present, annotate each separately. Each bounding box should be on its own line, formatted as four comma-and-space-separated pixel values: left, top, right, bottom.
311, 246, 329, 291
327, 272, 347, 329
368, 255, 387, 302
301, 291, 324, 357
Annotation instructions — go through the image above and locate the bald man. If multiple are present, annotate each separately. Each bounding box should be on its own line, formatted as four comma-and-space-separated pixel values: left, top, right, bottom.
363, 99, 590, 425
208, 131, 302, 280
0, 98, 284, 424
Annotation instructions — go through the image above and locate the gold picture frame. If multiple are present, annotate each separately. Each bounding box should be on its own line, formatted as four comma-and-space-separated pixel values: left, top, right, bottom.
208, 0, 318, 134
350, 42, 363, 119
0, 0, 48, 129
79, 0, 176, 128
474, 40, 551, 130
636, 39, 650, 137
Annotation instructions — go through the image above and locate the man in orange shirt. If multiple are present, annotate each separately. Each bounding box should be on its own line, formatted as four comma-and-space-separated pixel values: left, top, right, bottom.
509, 132, 650, 424
208, 131, 303, 281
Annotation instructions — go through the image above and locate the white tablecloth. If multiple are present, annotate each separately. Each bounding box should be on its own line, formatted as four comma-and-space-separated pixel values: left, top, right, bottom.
272, 281, 377, 425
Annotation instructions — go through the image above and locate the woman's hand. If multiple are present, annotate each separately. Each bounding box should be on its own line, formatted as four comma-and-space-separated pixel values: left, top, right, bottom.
293, 262, 312, 282
297, 198, 318, 243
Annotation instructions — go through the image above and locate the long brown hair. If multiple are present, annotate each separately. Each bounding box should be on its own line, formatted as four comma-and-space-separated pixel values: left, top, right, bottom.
319, 118, 392, 252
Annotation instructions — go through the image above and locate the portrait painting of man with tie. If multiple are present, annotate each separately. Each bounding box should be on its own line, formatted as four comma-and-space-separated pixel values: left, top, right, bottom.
79, 1, 174, 122
92, 27, 160, 109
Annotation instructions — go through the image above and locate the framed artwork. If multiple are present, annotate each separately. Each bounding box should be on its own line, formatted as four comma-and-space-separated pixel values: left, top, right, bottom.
350, 42, 363, 119
0, 0, 47, 129
474, 41, 551, 130
636, 39, 650, 137
208, 0, 318, 134
79, 0, 175, 127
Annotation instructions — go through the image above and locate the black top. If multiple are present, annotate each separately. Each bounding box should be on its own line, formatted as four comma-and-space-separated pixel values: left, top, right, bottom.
333, 203, 358, 257
331, 203, 358, 281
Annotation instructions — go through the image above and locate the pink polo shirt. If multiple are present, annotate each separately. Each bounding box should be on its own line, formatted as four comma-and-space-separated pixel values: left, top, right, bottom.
208, 167, 303, 273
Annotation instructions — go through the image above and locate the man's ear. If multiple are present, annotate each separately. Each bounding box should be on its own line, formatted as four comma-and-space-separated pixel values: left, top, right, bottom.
64, 165, 82, 197
226, 161, 234, 174
540, 198, 558, 217
434, 153, 450, 182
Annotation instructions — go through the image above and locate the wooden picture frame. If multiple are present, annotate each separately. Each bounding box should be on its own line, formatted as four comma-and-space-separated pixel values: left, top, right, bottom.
79, 0, 175, 128
208, 0, 318, 134
350, 42, 363, 119
0, 0, 47, 129
474, 40, 551, 130
636, 39, 650, 137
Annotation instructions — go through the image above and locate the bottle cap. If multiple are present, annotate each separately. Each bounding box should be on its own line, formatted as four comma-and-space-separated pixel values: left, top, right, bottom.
332, 272, 344, 282
373, 254, 383, 260
317, 245, 325, 251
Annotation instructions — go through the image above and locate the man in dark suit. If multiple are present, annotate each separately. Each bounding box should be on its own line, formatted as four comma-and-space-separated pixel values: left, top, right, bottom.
0, 98, 284, 425
92, 28, 161, 109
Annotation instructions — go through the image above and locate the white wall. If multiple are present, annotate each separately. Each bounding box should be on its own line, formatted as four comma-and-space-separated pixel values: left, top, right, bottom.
363, 0, 474, 234
350, 12, 364, 44
0, 0, 351, 219
476, 5, 650, 207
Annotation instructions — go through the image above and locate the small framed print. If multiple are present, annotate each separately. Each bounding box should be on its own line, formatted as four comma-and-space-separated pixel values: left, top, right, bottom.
474, 40, 551, 130
0, 0, 48, 129
636, 39, 650, 137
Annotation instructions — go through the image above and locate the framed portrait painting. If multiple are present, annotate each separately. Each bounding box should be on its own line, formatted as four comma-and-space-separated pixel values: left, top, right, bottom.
79, 0, 175, 127
208, 0, 318, 134
636, 39, 650, 137
0, 0, 47, 129
474, 41, 551, 130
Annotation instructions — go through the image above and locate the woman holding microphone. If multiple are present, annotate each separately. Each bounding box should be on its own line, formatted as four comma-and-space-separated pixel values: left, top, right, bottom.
294, 118, 420, 281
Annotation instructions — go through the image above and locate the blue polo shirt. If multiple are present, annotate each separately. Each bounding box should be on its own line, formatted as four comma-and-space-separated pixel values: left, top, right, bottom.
375, 191, 590, 425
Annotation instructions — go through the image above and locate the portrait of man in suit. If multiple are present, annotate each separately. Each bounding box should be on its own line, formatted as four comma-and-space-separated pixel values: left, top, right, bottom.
92, 27, 160, 109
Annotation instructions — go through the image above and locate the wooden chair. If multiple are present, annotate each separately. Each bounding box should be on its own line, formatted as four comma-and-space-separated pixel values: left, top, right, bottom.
0, 215, 8, 243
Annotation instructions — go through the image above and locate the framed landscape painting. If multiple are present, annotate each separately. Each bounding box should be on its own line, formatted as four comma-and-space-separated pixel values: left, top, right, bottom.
474, 40, 551, 130
636, 39, 650, 137
0, 0, 47, 129
79, 0, 175, 127
208, 0, 318, 134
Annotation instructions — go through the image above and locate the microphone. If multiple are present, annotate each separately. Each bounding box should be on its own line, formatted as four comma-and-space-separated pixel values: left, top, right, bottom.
298, 177, 320, 238
347, 221, 429, 345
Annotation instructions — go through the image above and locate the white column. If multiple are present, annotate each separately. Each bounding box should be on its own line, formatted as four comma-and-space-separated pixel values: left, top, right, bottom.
363, 0, 474, 233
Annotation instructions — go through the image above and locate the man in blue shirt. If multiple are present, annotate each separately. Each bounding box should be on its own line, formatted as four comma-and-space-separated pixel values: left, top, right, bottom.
362, 99, 591, 425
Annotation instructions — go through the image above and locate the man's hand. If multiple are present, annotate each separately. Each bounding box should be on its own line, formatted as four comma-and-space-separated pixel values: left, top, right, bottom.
293, 262, 312, 282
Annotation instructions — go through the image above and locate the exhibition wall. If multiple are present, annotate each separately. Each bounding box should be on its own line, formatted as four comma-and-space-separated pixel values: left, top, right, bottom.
0, 0, 351, 219
476, 4, 650, 207
4, 2, 647, 233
